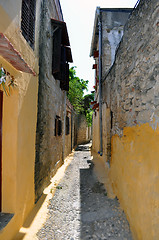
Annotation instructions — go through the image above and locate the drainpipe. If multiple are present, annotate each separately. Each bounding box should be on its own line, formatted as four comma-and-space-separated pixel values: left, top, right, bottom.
71, 109, 73, 150
97, 7, 103, 156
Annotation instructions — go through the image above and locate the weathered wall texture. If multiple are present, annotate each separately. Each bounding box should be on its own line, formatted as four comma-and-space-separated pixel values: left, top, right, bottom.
64, 98, 77, 158
77, 114, 91, 145
101, 9, 131, 77
35, 0, 74, 201
92, 112, 100, 152
0, 1, 39, 239
35, 0, 64, 201
102, 0, 159, 239
90, 8, 132, 155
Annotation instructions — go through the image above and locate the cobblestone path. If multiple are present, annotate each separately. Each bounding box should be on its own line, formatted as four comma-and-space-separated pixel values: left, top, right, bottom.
37, 143, 132, 240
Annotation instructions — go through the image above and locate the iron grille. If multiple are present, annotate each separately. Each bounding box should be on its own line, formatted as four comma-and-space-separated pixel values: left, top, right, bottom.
21, 0, 36, 49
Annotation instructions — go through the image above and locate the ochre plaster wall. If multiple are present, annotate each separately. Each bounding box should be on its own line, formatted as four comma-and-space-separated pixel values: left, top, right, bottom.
0, 1, 38, 239
110, 123, 159, 239
92, 112, 100, 153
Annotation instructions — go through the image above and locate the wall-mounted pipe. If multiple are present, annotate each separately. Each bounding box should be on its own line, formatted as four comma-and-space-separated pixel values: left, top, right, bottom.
97, 7, 103, 156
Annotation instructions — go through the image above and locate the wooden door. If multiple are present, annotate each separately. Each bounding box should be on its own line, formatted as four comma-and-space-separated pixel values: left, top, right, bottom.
0, 91, 3, 211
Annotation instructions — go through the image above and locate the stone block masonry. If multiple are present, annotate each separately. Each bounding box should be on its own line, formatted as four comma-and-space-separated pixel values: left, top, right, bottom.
77, 114, 91, 145
102, 0, 159, 239
35, 0, 67, 201
104, 0, 159, 132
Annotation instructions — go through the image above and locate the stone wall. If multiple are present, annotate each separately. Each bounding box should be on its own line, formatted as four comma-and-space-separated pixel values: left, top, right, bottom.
35, 0, 66, 201
101, 9, 132, 78
102, 0, 159, 239
64, 98, 77, 158
90, 8, 132, 155
77, 114, 91, 145
103, 0, 159, 140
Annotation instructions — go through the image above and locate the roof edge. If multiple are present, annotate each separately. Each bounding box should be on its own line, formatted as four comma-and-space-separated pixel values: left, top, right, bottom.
89, 7, 133, 58
90, 7, 100, 57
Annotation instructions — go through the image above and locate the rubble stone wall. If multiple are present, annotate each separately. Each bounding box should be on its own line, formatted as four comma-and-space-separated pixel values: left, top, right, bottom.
102, 0, 159, 239
77, 114, 91, 145
35, 0, 65, 201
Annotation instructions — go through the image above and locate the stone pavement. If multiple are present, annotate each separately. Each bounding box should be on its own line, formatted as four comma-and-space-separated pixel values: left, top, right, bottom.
37, 143, 132, 240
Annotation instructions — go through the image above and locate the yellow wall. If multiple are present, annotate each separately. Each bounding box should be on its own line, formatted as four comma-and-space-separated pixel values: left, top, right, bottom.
92, 112, 100, 152
0, 2, 39, 239
110, 123, 159, 240
64, 112, 72, 159
102, 104, 111, 162
92, 103, 159, 239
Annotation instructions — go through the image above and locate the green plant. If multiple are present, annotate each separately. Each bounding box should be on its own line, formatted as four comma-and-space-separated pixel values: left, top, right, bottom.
0, 67, 15, 96
56, 185, 62, 189
67, 66, 88, 113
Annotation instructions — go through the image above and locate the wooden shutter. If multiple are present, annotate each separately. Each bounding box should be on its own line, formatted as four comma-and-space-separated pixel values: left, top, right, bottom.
60, 46, 66, 81
93, 50, 99, 58
52, 27, 62, 76
60, 47, 69, 91
51, 20, 72, 91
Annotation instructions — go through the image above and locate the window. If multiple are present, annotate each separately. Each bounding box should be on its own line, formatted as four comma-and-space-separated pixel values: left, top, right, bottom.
111, 111, 113, 129
55, 116, 62, 136
66, 116, 70, 135
21, 0, 36, 49
51, 19, 73, 91
52, 27, 62, 76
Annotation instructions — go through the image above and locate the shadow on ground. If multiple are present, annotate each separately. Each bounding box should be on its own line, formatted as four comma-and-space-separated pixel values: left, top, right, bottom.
80, 154, 132, 240
75, 144, 90, 152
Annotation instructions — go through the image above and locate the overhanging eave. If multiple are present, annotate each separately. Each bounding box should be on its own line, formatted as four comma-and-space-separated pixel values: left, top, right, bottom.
0, 33, 36, 75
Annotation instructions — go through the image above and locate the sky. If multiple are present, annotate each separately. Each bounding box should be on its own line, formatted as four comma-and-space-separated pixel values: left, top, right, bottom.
60, 0, 138, 93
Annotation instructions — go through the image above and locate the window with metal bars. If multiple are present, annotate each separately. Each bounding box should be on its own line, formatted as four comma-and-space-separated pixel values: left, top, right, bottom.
21, 0, 36, 49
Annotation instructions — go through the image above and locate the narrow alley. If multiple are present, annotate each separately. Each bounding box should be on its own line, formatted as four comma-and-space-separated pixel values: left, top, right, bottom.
1, 0, 159, 239
36, 143, 132, 240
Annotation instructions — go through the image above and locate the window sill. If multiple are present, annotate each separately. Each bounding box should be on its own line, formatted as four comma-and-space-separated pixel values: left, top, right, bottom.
0, 213, 14, 231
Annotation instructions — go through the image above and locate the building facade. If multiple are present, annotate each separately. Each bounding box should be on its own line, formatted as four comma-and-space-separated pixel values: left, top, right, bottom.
0, 0, 74, 239
90, 7, 132, 157
91, 1, 159, 239
35, 0, 73, 202
77, 114, 91, 145
0, 0, 39, 239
